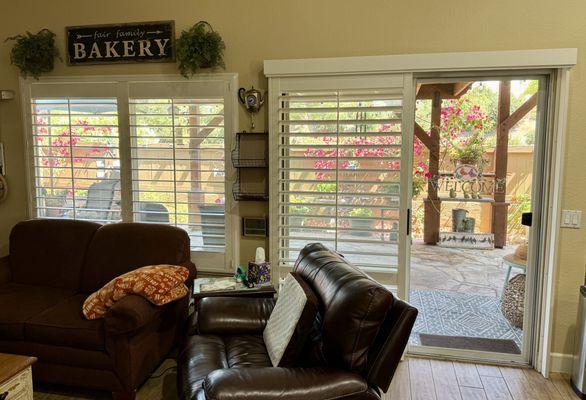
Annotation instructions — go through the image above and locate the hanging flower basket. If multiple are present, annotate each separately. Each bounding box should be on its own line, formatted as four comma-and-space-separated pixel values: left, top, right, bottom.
6, 29, 60, 79
176, 21, 226, 78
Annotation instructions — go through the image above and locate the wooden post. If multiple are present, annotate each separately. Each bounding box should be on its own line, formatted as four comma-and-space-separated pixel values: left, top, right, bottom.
492, 81, 510, 248
423, 91, 442, 244
188, 105, 204, 228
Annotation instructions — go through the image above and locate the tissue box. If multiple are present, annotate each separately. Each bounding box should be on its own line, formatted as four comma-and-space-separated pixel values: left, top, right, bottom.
247, 261, 271, 284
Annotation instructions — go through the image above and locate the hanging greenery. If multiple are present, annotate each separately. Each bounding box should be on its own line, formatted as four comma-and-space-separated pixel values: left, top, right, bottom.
176, 21, 225, 78
6, 29, 60, 79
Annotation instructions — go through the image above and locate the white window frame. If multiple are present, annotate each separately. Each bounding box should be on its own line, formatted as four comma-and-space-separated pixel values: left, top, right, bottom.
19, 74, 239, 274
265, 48, 577, 376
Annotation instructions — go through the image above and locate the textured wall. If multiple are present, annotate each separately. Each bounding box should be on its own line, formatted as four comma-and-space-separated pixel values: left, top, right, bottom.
0, 0, 584, 356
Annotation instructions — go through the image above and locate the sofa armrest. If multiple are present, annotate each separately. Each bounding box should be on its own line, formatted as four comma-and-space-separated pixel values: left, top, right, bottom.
204, 367, 370, 400
104, 295, 163, 335
197, 297, 276, 335
0, 255, 11, 284
178, 260, 197, 282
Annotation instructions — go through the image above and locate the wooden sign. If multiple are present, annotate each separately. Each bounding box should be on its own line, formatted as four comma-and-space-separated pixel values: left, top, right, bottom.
66, 21, 175, 65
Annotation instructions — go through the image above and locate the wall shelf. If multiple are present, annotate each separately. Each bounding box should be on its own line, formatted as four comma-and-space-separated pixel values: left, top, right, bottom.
232, 181, 269, 201
232, 131, 268, 201
438, 197, 495, 203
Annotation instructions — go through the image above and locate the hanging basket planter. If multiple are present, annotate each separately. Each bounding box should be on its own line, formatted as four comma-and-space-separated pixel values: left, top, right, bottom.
6, 29, 60, 79
176, 21, 226, 78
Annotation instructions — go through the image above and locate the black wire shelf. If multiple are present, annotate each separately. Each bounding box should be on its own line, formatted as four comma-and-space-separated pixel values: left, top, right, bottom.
231, 131, 268, 169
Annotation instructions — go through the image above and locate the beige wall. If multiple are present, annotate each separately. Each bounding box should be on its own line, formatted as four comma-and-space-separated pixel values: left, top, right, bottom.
0, 0, 585, 357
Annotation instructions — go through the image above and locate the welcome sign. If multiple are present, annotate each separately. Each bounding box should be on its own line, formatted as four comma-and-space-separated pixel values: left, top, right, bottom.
66, 21, 174, 65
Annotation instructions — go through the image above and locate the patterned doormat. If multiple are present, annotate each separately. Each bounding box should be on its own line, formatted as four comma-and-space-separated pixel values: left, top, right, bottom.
409, 290, 523, 351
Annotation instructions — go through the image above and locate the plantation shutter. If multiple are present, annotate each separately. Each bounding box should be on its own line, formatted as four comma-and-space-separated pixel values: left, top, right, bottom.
272, 74, 411, 290
26, 82, 121, 223
127, 80, 231, 255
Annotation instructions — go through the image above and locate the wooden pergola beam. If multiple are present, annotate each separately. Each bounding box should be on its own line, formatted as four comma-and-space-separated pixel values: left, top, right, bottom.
453, 82, 473, 98
423, 90, 442, 244
414, 122, 433, 149
492, 81, 511, 248
500, 93, 538, 131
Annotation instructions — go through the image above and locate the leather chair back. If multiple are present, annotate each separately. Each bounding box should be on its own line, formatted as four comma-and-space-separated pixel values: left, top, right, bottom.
294, 243, 418, 393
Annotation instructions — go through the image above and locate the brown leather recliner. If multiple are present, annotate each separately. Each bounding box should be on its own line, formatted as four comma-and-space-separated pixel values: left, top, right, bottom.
178, 243, 418, 400
0, 219, 196, 399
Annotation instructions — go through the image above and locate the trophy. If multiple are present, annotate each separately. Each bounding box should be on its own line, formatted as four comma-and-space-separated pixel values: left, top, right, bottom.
238, 87, 265, 130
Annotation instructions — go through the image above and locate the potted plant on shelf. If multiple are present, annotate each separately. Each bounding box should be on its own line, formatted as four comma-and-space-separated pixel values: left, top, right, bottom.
348, 207, 375, 236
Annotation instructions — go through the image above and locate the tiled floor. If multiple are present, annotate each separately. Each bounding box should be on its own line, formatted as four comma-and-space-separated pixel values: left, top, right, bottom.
385, 358, 578, 400
34, 358, 578, 400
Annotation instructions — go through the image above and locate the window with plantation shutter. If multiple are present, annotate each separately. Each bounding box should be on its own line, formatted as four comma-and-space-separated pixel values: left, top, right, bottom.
27, 83, 121, 223
22, 76, 238, 272
129, 97, 226, 252
272, 76, 411, 288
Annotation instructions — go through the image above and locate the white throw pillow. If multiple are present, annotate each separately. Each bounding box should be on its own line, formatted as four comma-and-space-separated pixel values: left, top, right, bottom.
263, 273, 318, 367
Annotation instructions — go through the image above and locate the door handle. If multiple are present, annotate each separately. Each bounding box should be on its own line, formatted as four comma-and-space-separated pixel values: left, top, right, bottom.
522, 212, 532, 227
407, 208, 411, 235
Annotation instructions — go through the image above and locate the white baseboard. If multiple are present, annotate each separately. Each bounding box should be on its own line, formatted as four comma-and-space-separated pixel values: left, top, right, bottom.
550, 352, 573, 374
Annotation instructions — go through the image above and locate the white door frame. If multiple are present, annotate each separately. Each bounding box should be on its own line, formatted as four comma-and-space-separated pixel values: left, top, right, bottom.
265, 48, 576, 375
405, 72, 552, 367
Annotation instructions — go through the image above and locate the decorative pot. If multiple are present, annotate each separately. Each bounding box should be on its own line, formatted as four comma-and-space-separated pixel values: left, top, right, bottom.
452, 208, 468, 232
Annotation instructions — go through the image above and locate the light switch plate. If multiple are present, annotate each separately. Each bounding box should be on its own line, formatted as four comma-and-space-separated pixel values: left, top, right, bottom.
0, 90, 14, 100
561, 209, 582, 229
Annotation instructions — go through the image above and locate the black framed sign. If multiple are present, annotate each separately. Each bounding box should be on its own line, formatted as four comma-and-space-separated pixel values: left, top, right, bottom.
66, 21, 175, 65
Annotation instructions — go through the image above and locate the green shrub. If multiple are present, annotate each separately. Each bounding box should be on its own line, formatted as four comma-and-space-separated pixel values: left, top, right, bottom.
176, 21, 225, 78
6, 29, 60, 79
348, 208, 373, 218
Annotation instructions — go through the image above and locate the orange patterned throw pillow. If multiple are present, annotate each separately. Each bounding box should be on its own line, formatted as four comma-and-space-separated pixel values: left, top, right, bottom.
82, 265, 189, 320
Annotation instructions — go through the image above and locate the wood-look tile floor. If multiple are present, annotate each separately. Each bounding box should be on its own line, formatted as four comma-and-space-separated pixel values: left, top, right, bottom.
34, 357, 579, 399
385, 358, 578, 400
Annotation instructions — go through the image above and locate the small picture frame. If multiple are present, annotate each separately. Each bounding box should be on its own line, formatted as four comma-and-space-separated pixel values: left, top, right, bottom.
0, 142, 5, 175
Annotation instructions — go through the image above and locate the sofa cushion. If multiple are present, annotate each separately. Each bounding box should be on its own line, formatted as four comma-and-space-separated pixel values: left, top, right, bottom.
80, 223, 192, 294
178, 334, 271, 400
0, 283, 74, 340
263, 273, 318, 367
9, 219, 100, 290
26, 294, 105, 351
225, 335, 271, 368
294, 243, 394, 375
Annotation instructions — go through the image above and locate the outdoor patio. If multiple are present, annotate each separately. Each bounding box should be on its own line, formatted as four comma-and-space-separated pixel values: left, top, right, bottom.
409, 242, 524, 352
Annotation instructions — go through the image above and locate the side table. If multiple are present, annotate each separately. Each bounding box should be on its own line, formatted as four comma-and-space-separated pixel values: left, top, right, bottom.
0, 353, 37, 400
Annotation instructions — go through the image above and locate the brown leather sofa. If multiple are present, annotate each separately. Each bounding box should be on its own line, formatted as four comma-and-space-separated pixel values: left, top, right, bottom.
178, 243, 417, 400
0, 219, 196, 399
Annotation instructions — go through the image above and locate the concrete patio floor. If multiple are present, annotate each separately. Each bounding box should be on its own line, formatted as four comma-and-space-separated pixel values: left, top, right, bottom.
411, 241, 515, 298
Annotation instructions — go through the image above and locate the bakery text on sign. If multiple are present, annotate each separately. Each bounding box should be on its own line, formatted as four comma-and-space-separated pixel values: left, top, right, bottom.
66, 21, 174, 65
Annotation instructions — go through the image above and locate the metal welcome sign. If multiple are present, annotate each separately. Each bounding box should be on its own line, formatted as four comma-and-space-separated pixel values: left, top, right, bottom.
66, 21, 175, 65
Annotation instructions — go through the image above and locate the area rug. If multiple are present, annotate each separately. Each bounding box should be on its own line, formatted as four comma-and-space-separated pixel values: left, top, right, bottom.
420, 333, 521, 354
409, 289, 523, 351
